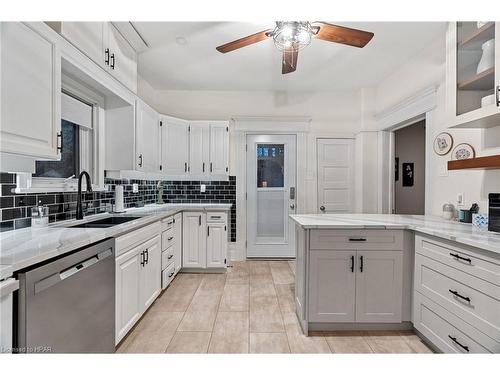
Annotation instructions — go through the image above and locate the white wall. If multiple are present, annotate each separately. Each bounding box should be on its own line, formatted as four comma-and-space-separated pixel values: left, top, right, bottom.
373, 34, 500, 216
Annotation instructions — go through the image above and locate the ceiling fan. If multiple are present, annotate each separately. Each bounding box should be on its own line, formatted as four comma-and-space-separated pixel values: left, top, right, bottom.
216, 21, 374, 74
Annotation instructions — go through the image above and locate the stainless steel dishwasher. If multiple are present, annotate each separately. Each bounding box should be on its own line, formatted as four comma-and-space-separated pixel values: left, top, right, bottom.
15, 238, 115, 353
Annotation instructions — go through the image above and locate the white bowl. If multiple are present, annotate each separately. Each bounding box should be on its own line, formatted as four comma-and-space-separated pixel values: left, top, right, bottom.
481, 94, 495, 107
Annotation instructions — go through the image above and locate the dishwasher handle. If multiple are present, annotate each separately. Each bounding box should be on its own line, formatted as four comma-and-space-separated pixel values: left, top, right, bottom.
34, 248, 113, 294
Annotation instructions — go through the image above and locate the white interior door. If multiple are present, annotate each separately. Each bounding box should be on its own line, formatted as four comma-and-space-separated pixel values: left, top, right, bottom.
317, 138, 354, 213
246, 134, 296, 258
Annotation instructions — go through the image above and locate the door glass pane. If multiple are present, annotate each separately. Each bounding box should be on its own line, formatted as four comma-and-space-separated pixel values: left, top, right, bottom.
256, 190, 285, 240
257, 144, 284, 188
456, 22, 496, 116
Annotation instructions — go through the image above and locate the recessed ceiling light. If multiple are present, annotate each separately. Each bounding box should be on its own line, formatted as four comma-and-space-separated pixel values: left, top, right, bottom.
175, 36, 187, 46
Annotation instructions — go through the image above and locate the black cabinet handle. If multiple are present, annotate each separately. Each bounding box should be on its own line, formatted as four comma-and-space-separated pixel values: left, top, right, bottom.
140, 251, 145, 266
199, 215, 201, 226
185, 162, 187, 172
449, 252, 471, 264
167, 221, 173, 225
203, 162, 205, 172
207, 226, 210, 236
167, 254, 173, 259
210, 162, 213, 172
138, 154, 143, 167
359, 255, 364, 272
145, 249, 149, 264
169, 272, 175, 278
168, 236, 174, 241
104, 48, 110, 65
349, 238, 367, 242
110, 53, 115, 69
350, 255, 354, 272
449, 289, 471, 303
496, 85, 500, 107
448, 335, 469, 352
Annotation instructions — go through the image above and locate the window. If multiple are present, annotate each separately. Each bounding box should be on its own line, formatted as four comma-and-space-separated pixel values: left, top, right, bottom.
257, 144, 285, 188
34, 120, 80, 178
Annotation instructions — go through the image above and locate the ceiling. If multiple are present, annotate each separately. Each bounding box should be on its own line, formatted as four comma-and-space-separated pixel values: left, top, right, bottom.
133, 22, 446, 91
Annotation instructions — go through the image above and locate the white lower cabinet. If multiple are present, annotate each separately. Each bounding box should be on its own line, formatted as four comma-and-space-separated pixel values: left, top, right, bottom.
173, 213, 182, 275
413, 234, 500, 353
182, 211, 227, 270
309, 249, 403, 323
115, 227, 161, 344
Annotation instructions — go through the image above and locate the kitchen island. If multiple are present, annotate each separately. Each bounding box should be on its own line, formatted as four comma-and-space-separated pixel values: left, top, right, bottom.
290, 214, 500, 353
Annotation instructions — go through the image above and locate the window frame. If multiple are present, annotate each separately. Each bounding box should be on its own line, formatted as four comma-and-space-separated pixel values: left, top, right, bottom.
29, 75, 105, 192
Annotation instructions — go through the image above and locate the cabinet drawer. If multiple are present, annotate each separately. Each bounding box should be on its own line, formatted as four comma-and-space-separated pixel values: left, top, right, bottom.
310, 229, 404, 250
415, 253, 500, 342
162, 227, 175, 250
115, 222, 161, 256
161, 216, 175, 231
162, 263, 175, 290
161, 247, 174, 270
415, 235, 500, 286
207, 212, 227, 223
414, 292, 499, 353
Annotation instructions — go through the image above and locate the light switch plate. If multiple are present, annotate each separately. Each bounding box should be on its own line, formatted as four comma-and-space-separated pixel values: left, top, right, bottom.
132, 183, 139, 193
200, 184, 206, 193
456, 192, 464, 206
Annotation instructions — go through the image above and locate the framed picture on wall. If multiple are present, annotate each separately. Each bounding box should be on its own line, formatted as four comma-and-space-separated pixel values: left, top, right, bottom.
402, 162, 414, 187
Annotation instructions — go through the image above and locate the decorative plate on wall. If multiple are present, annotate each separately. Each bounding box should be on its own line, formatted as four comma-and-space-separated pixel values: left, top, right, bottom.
433, 132, 454, 156
451, 143, 476, 160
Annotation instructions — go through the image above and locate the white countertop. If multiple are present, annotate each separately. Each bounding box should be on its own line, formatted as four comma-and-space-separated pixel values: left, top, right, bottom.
290, 214, 500, 255
0, 203, 231, 279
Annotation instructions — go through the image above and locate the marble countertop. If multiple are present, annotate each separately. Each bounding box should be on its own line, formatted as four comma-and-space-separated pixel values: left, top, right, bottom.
0, 203, 231, 279
290, 214, 500, 255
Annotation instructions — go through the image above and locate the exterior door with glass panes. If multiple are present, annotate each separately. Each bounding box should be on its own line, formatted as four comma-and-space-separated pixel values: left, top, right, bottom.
246, 135, 296, 258
447, 22, 500, 127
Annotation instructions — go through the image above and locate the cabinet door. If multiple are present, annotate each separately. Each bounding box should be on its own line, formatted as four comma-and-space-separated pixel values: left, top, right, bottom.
173, 213, 183, 275
355, 250, 403, 323
209, 123, 229, 175
115, 247, 141, 343
182, 212, 206, 268
106, 23, 137, 93
308, 250, 356, 322
189, 122, 210, 175
206, 223, 227, 268
136, 100, 160, 172
139, 236, 161, 313
61, 22, 104, 66
1, 22, 61, 159
161, 117, 189, 175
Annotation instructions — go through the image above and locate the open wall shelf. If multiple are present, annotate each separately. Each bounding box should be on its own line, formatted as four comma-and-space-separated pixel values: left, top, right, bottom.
448, 154, 500, 170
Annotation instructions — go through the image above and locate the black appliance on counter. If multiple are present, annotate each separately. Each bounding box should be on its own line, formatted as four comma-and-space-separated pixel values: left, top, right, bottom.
489, 193, 500, 233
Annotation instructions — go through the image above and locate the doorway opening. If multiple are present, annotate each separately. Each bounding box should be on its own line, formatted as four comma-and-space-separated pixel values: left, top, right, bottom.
393, 120, 426, 214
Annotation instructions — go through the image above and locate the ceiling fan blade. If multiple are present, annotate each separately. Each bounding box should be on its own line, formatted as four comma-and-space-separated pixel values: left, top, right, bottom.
282, 48, 298, 74
312, 22, 374, 48
216, 29, 272, 53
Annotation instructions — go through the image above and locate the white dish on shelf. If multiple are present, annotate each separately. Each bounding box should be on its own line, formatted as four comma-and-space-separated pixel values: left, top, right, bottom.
476, 39, 495, 74
481, 94, 495, 107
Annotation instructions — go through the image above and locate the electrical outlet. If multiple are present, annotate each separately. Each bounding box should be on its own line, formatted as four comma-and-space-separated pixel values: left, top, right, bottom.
456, 193, 464, 206
200, 184, 206, 193
132, 183, 139, 193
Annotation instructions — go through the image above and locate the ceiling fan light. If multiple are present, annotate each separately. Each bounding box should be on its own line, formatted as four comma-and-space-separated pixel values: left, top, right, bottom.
272, 21, 312, 51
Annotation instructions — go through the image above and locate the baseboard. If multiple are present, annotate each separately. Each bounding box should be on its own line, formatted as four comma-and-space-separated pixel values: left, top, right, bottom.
308, 321, 414, 332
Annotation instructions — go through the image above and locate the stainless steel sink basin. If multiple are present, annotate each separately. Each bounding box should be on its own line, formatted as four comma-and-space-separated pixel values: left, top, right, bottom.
68, 216, 143, 228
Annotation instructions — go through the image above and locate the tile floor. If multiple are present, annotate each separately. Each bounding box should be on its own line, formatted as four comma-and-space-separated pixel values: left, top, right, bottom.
117, 260, 433, 354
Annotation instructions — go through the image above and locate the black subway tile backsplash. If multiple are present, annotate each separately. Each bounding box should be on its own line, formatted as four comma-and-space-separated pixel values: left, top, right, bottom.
0, 173, 237, 242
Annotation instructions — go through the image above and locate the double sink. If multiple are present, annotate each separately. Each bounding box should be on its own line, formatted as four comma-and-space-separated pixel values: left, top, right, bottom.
68, 216, 143, 228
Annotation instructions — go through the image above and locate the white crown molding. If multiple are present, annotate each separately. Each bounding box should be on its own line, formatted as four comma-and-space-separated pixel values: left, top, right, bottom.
231, 116, 312, 132
375, 85, 438, 130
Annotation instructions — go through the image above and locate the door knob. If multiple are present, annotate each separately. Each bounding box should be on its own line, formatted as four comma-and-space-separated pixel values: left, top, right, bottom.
290, 203, 295, 210
320, 206, 325, 212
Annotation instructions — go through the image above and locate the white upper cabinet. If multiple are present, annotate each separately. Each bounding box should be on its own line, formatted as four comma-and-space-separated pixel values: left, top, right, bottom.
189, 122, 210, 175
136, 100, 160, 172
52, 22, 137, 93
106, 24, 138, 93
161, 116, 190, 175
209, 122, 229, 175
446, 22, 500, 128
0, 22, 61, 159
